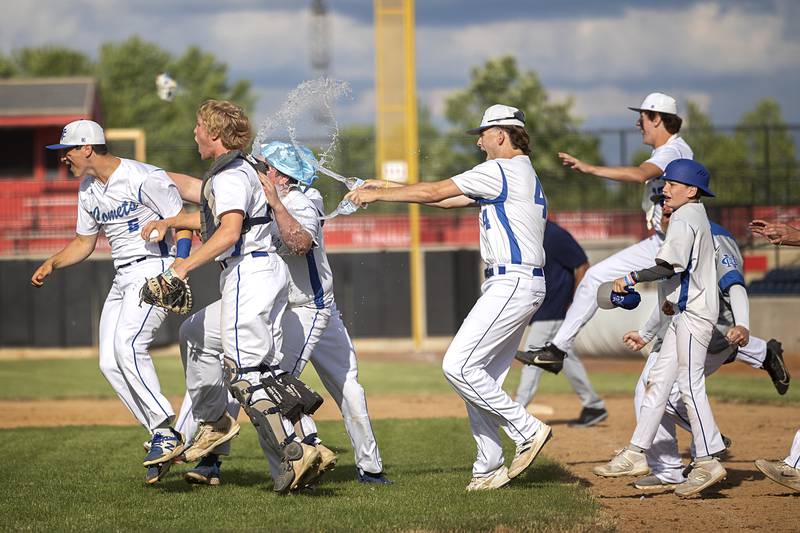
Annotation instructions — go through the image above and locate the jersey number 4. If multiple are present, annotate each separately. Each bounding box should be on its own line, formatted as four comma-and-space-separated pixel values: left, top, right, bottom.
534, 180, 547, 219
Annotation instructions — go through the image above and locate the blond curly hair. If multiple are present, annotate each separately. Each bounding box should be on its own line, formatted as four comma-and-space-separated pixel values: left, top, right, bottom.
197, 100, 252, 151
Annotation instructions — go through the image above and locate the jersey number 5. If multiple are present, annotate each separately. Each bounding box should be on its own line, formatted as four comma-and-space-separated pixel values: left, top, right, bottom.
534, 180, 547, 219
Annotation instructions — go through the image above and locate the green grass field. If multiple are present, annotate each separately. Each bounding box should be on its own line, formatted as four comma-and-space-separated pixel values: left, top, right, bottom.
0, 355, 796, 404
0, 421, 598, 532
1, 354, 795, 531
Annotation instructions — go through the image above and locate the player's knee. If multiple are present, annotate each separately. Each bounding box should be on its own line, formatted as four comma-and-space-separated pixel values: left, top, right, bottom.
441, 354, 465, 384
340, 380, 366, 412
98, 353, 120, 380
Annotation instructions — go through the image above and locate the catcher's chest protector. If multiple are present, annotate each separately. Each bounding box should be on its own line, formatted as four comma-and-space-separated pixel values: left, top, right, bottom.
199, 150, 247, 242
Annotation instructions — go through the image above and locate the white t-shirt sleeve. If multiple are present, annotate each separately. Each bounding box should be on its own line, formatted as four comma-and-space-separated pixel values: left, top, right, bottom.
646, 144, 682, 172
212, 168, 250, 218
451, 162, 503, 201
75, 195, 99, 235
138, 170, 183, 219
656, 218, 693, 272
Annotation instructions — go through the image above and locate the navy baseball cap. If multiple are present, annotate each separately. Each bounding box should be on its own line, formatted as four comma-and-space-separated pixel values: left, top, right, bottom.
663, 159, 714, 197
597, 281, 642, 311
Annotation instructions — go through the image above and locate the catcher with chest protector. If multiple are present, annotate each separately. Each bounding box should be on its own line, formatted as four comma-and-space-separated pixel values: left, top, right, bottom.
139, 99, 323, 492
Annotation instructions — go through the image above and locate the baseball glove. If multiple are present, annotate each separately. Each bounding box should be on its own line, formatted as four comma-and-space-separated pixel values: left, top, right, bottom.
139, 268, 193, 315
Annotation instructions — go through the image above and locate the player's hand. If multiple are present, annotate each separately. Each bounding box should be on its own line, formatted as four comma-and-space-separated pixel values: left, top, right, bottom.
141, 219, 170, 242
662, 301, 676, 316
612, 277, 629, 293
623, 331, 647, 351
258, 171, 281, 207
749, 219, 799, 245
345, 187, 380, 207
170, 263, 188, 281
31, 261, 54, 287
557, 152, 592, 173
726, 325, 750, 347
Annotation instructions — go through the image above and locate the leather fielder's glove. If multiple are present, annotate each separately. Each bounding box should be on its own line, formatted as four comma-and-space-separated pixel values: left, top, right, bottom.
139, 268, 193, 315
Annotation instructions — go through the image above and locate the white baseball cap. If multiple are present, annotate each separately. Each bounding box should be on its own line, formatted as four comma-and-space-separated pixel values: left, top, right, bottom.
628, 92, 678, 116
46, 119, 106, 150
466, 104, 526, 134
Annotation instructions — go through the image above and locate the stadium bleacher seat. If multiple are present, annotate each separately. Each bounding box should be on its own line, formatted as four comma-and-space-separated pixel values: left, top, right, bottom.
748, 267, 800, 295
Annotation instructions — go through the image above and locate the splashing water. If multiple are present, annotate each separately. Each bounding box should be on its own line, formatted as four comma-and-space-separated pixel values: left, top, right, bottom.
252, 77, 351, 170
252, 77, 366, 220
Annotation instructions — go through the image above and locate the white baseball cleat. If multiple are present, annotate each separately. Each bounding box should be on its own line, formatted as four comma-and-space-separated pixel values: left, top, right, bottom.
183, 412, 240, 463
508, 423, 552, 478
466, 466, 511, 491
674, 458, 726, 497
754, 459, 800, 492
593, 448, 650, 477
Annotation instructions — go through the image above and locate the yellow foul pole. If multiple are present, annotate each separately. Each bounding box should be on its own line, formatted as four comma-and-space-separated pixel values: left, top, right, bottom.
374, 0, 425, 349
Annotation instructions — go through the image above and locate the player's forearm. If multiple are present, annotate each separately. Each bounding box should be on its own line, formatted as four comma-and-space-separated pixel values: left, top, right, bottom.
167, 172, 202, 204
583, 165, 650, 183
625, 260, 675, 285
49, 234, 98, 269
272, 202, 313, 255
174, 225, 239, 276
728, 284, 750, 329
373, 181, 456, 204
167, 211, 202, 232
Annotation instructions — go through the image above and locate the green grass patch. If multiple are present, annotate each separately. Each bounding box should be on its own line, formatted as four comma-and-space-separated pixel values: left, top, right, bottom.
1, 356, 796, 405
0, 419, 599, 532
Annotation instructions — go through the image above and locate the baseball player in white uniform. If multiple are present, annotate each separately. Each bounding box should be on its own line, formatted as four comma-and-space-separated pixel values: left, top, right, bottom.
528, 93, 693, 374
347, 104, 552, 491
257, 141, 390, 484
625, 209, 789, 489
594, 159, 727, 498
173, 141, 390, 487
143, 100, 320, 492
32, 120, 189, 483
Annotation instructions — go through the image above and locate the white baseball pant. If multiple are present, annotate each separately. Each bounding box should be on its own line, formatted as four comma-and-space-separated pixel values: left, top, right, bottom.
98, 257, 174, 432
515, 319, 604, 410
551, 235, 662, 352
442, 273, 546, 476
631, 314, 725, 458
275, 301, 383, 474
177, 253, 294, 457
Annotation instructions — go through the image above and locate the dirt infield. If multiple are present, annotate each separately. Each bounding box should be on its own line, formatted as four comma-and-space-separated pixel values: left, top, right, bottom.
3, 391, 798, 531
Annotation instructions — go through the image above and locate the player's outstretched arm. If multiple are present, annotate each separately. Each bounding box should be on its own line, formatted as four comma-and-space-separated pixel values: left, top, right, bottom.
167, 172, 202, 204
345, 178, 465, 207
31, 233, 98, 287
558, 152, 663, 184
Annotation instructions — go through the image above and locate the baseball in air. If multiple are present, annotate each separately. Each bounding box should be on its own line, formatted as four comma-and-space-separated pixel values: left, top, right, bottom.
149, 229, 160, 241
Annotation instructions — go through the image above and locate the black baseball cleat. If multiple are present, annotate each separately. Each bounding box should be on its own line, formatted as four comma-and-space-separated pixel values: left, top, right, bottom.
763, 339, 790, 395
515, 343, 567, 374
568, 407, 608, 428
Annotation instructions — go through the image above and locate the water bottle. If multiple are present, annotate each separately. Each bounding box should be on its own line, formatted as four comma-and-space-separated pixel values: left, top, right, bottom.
343, 177, 364, 191
335, 198, 360, 215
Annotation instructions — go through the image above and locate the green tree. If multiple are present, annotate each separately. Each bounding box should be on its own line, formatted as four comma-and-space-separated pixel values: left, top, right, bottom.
681, 101, 751, 204
442, 56, 606, 210
12, 46, 94, 77
735, 99, 798, 204
98, 37, 253, 175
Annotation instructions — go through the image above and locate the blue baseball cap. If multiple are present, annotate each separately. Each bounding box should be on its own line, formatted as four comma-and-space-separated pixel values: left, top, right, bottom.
597, 281, 642, 311
258, 141, 318, 186
663, 159, 714, 197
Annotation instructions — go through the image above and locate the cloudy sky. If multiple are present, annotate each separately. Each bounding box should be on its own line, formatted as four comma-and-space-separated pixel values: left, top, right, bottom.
4, 0, 799, 138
